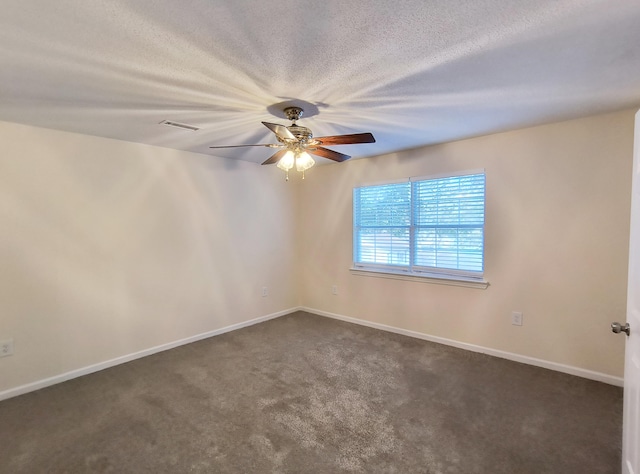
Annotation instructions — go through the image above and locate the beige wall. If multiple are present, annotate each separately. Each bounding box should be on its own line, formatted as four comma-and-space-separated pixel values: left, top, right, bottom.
299, 109, 635, 378
0, 121, 298, 393
0, 109, 634, 395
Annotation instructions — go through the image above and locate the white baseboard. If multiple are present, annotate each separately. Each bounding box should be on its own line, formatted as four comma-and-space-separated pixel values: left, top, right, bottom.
0, 307, 301, 402
0, 305, 622, 402
302, 307, 624, 387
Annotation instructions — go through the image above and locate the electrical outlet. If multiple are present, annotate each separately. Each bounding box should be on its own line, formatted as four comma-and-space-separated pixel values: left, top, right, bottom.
262, 286, 268, 297
511, 311, 523, 326
0, 339, 14, 357
331, 285, 338, 295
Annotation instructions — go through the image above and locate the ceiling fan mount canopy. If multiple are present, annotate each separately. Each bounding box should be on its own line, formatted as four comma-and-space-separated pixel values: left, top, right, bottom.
284, 106, 304, 123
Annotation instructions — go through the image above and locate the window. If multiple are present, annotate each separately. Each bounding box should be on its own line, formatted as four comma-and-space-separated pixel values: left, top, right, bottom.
353, 172, 486, 283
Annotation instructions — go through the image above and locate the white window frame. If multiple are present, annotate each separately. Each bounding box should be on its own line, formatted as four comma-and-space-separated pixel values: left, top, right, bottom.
351, 170, 489, 289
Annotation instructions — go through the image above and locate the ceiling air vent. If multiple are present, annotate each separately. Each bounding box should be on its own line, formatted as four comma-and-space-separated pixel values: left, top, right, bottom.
159, 120, 200, 131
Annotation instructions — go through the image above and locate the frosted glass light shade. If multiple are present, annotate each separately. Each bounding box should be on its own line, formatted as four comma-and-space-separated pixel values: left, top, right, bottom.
295, 152, 315, 171
276, 151, 295, 171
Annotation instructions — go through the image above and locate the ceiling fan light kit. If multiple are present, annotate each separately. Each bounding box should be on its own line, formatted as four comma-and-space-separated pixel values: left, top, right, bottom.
276, 150, 315, 181
209, 105, 375, 181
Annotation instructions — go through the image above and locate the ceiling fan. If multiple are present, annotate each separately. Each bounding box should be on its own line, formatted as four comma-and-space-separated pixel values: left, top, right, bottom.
209, 107, 376, 180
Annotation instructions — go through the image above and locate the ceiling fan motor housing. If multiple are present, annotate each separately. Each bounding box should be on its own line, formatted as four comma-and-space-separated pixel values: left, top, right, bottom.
283, 107, 313, 142
287, 124, 313, 141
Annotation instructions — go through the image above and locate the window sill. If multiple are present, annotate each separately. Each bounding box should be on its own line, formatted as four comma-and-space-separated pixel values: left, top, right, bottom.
349, 267, 490, 289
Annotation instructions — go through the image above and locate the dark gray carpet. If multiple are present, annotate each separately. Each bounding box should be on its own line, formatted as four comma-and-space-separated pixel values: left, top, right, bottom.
0, 311, 623, 473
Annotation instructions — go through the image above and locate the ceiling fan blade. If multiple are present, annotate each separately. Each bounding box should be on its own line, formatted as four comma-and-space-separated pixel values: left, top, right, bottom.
313, 133, 376, 146
209, 144, 281, 149
261, 149, 289, 165
262, 122, 296, 141
309, 147, 351, 162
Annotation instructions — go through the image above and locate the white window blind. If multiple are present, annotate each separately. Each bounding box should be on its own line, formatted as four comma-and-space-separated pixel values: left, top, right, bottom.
353, 182, 411, 267
353, 172, 485, 279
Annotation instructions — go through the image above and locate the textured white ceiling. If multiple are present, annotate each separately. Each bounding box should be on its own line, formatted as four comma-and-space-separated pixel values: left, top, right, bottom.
1, 0, 640, 164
